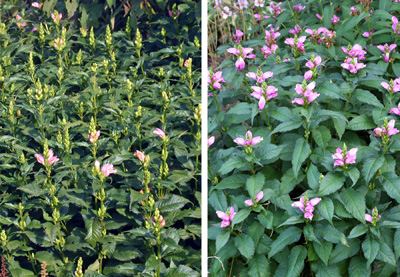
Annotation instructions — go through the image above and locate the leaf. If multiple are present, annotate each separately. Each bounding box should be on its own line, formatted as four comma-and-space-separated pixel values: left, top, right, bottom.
112, 246, 140, 261
317, 197, 334, 225
278, 216, 304, 228
381, 172, 400, 203
329, 239, 360, 264
362, 156, 385, 184
285, 245, 307, 277
394, 229, 400, 260
218, 155, 249, 175
323, 5, 334, 28
339, 188, 366, 223
208, 190, 227, 212
303, 224, 320, 244
292, 138, 310, 178
280, 168, 304, 195
249, 254, 270, 277
333, 117, 346, 139
319, 82, 346, 100
362, 234, 380, 266
84, 217, 102, 248
353, 89, 384, 108
258, 210, 273, 230
164, 265, 199, 276
268, 227, 302, 258
348, 224, 368, 239
231, 209, 250, 226
234, 233, 255, 260
312, 261, 341, 277
376, 240, 396, 266
270, 107, 294, 122
318, 172, 345, 196
379, 0, 392, 11
314, 223, 348, 246
348, 256, 370, 277
312, 126, 331, 150
347, 115, 376, 131
307, 163, 320, 191
246, 173, 265, 199
215, 229, 230, 253
271, 118, 303, 134
348, 167, 360, 186
156, 195, 190, 212
313, 241, 332, 266
214, 174, 247, 190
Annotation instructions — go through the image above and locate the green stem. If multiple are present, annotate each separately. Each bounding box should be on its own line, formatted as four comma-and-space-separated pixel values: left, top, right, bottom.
343, 90, 352, 112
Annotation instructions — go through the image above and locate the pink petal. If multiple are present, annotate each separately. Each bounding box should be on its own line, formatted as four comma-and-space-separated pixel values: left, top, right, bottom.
258, 96, 266, 110
365, 214, 373, 222
216, 211, 230, 221
256, 191, 264, 202
244, 199, 254, 206
234, 138, 246, 146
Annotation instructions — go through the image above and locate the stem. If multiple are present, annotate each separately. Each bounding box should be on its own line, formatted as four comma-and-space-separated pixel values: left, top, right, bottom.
343, 89, 352, 112
213, 92, 221, 113
265, 105, 276, 144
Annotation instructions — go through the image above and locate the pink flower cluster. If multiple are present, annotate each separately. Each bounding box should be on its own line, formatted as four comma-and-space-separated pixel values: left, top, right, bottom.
331, 14, 340, 25
227, 46, 256, 70
342, 44, 366, 60
234, 130, 263, 146
152, 215, 166, 227
251, 83, 278, 110
292, 3, 305, 12
15, 14, 27, 28
382, 78, 400, 94
233, 30, 244, 44
32, 2, 41, 8
245, 191, 263, 206
289, 24, 302, 35
216, 207, 235, 228
35, 149, 59, 165
271, 2, 283, 16
51, 12, 62, 24
304, 55, 322, 80
261, 27, 280, 58
285, 36, 306, 55
208, 70, 226, 90
88, 130, 100, 143
246, 69, 273, 83
292, 81, 319, 106
292, 196, 321, 220
392, 16, 400, 35
373, 119, 399, 137
95, 161, 117, 177
365, 207, 381, 226
332, 147, 357, 167
350, 6, 361, 16
305, 27, 336, 48
377, 44, 396, 63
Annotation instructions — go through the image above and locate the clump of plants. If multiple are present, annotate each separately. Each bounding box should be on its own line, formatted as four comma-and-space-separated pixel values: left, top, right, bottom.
0, 0, 201, 275
209, 0, 400, 275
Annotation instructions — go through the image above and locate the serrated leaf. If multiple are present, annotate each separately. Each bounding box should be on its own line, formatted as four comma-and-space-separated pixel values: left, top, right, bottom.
307, 163, 320, 191
314, 223, 348, 246
353, 89, 384, 108
209, 190, 227, 213
156, 195, 190, 212
246, 173, 265, 199
271, 118, 303, 134
216, 229, 230, 253
362, 234, 380, 266
285, 245, 307, 277
268, 227, 302, 258
394, 229, 400, 260
329, 239, 360, 264
258, 210, 274, 230
249, 254, 270, 277
381, 172, 400, 203
348, 224, 368, 239
234, 233, 255, 260
362, 156, 385, 184
280, 168, 304, 195
318, 172, 345, 196
112, 246, 140, 261
347, 115, 376, 131
312, 126, 331, 150
348, 167, 360, 186
292, 138, 310, 178
218, 155, 249, 175
317, 197, 334, 225
84, 218, 102, 248
376, 240, 396, 266
348, 256, 369, 277
231, 209, 250, 226
340, 188, 366, 223
278, 216, 304, 228
314, 241, 332, 266
215, 174, 247, 190
319, 82, 346, 100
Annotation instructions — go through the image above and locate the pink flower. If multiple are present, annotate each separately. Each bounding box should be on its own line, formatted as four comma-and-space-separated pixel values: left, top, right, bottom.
254, 14, 261, 20
265, 28, 280, 46
221, 7, 232, 19
251, 84, 278, 110
293, 3, 305, 12
390, 102, 400, 115
153, 128, 165, 138
236, 57, 245, 70
316, 13, 322, 20
341, 58, 366, 74
271, 2, 282, 16
342, 44, 366, 60
377, 43, 396, 63
208, 70, 226, 89
254, 0, 264, 7
35, 154, 45, 165
31, 27, 38, 32
32, 2, 41, 8
246, 70, 273, 83
261, 44, 278, 58
382, 78, 400, 93
374, 119, 399, 137
331, 15, 340, 25
216, 207, 235, 228
88, 130, 100, 143
15, 14, 27, 28
392, 16, 400, 35
51, 12, 62, 22
228, 47, 256, 71
285, 36, 306, 53
291, 81, 319, 105
35, 149, 59, 166
305, 56, 322, 69
245, 191, 263, 206
292, 196, 321, 220
101, 163, 117, 177
237, 0, 248, 9
365, 207, 381, 225
304, 70, 313, 81
95, 160, 101, 170
234, 130, 263, 146
208, 136, 215, 146
332, 147, 358, 167
289, 24, 302, 35
134, 150, 146, 162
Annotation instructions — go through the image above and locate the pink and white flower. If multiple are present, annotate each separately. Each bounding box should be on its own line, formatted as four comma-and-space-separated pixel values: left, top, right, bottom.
377, 43, 396, 63
244, 191, 263, 206
208, 70, 226, 90
35, 149, 59, 166
251, 84, 278, 110
292, 196, 321, 220
153, 128, 166, 138
134, 150, 146, 163
332, 147, 358, 167
341, 58, 366, 74
237, 0, 248, 9
246, 70, 273, 83
221, 6, 232, 19
374, 119, 400, 137
100, 163, 117, 177
208, 136, 215, 146
291, 81, 319, 106
32, 2, 41, 8
392, 16, 400, 35
390, 102, 400, 115
216, 207, 236, 228
331, 15, 340, 25
261, 44, 278, 58
88, 130, 100, 143
234, 130, 263, 146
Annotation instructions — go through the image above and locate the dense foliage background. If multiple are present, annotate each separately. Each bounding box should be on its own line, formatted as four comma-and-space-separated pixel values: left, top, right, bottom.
208, 0, 400, 276
0, 0, 201, 276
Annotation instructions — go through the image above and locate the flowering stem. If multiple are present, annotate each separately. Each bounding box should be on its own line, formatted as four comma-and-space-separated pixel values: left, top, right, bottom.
367, 16, 373, 44
343, 90, 352, 112
213, 92, 221, 113
286, 0, 297, 25
265, 105, 276, 144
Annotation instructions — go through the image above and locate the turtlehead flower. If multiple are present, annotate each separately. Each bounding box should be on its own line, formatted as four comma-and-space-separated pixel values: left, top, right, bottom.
285, 36, 306, 56
292, 196, 321, 220
304, 70, 313, 81
245, 191, 263, 206
289, 24, 302, 35
32, 2, 41, 8
100, 163, 117, 177
390, 102, 400, 115
208, 70, 226, 90
88, 130, 100, 143
251, 83, 278, 110
292, 81, 319, 106
16, 15, 27, 28
237, 0, 248, 9
35, 149, 59, 166
152, 215, 166, 228
392, 16, 400, 35
246, 70, 273, 83
153, 128, 166, 138
271, 2, 283, 16
377, 43, 396, 63
350, 6, 360, 16
265, 28, 280, 46
261, 44, 278, 58
134, 150, 146, 163
227, 46, 256, 71
234, 130, 263, 146
208, 136, 215, 146
382, 78, 400, 94
51, 12, 62, 24
305, 27, 336, 48
234, 29, 244, 44
216, 207, 235, 228
221, 6, 232, 19
331, 15, 340, 25
365, 207, 381, 226
316, 13, 322, 20
374, 119, 399, 137
305, 56, 322, 69
341, 58, 366, 74
332, 146, 358, 167
342, 44, 366, 60
293, 3, 305, 12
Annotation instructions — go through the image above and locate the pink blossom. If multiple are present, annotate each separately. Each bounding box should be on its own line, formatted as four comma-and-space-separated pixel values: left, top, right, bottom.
393, 16, 400, 35
235, 57, 245, 70
332, 147, 358, 167
342, 44, 366, 60
331, 15, 340, 25
88, 130, 100, 143
261, 44, 278, 58
341, 58, 366, 74
291, 81, 319, 105
377, 43, 396, 63
51, 12, 62, 24
234, 29, 244, 44
245, 191, 264, 206
265, 27, 280, 46
254, 14, 261, 20
305, 56, 322, 69
381, 78, 400, 93
390, 102, 400, 115
293, 3, 305, 12
237, 0, 248, 9
95, 160, 101, 170
228, 47, 255, 71
254, 0, 264, 7
221, 7, 232, 19
374, 119, 399, 137
304, 70, 313, 81
15, 15, 27, 28
35, 154, 45, 165
32, 2, 41, 8
365, 207, 381, 223
292, 196, 321, 220
234, 130, 263, 146
208, 70, 225, 89
153, 128, 166, 138
251, 85, 278, 110
35, 149, 59, 166
316, 13, 322, 20
285, 36, 306, 53
101, 163, 117, 177
271, 2, 282, 16
216, 207, 235, 228
134, 150, 146, 162
289, 24, 302, 35
208, 136, 215, 146
31, 27, 38, 32
246, 70, 273, 83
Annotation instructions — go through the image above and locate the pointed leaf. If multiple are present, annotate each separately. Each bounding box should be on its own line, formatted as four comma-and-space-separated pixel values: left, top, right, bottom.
348, 256, 370, 277
231, 209, 250, 226
216, 229, 230, 253
362, 234, 380, 266
292, 138, 310, 178
234, 233, 255, 260
376, 240, 396, 266
285, 245, 307, 277
317, 197, 334, 225
318, 172, 345, 196
348, 224, 368, 239
362, 156, 384, 184
339, 188, 366, 223
313, 241, 332, 266
381, 172, 400, 203
249, 254, 270, 277
246, 173, 265, 199
268, 227, 302, 258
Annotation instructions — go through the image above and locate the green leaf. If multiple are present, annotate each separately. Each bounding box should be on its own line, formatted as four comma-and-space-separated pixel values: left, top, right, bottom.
339, 188, 366, 223
84, 217, 102, 248
347, 115, 376, 131
329, 239, 360, 264
209, 190, 227, 212
268, 227, 302, 258
270, 107, 294, 122
318, 172, 345, 196
348, 167, 360, 186
292, 138, 310, 178
280, 168, 305, 195
312, 261, 341, 277
218, 155, 249, 175
314, 223, 348, 246
379, 0, 392, 11
234, 233, 255, 260
317, 197, 334, 225
156, 195, 190, 212
381, 172, 400, 203
312, 126, 331, 150
164, 265, 199, 276
231, 209, 251, 226
333, 117, 346, 139
246, 173, 265, 199
216, 229, 230, 253
278, 216, 304, 228
215, 174, 247, 190
112, 246, 140, 261
348, 256, 370, 277
258, 210, 274, 230
376, 240, 396, 266
362, 156, 385, 184
394, 228, 400, 260
285, 245, 307, 277
319, 82, 346, 100
307, 163, 320, 191
353, 89, 384, 108
271, 118, 303, 134
362, 234, 380, 266
348, 224, 368, 239
313, 241, 332, 266
249, 254, 270, 277
303, 224, 320, 244
323, 5, 334, 28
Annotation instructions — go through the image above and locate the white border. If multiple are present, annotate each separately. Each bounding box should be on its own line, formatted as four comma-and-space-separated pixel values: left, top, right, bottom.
201, 0, 208, 275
